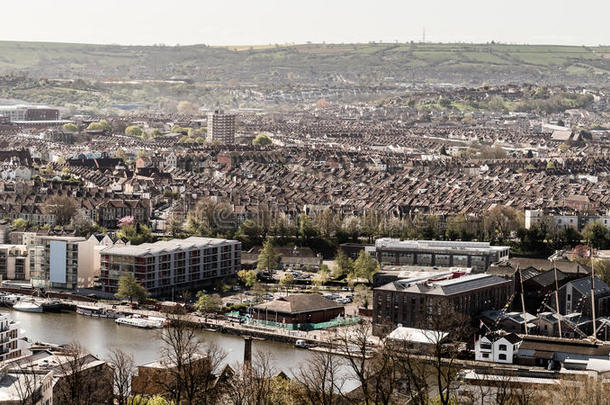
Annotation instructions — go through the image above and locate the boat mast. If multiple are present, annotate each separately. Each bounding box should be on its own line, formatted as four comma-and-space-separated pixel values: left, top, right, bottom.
591, 248, 597, 338
518, 265, 528, 335
553, 262, 562, 338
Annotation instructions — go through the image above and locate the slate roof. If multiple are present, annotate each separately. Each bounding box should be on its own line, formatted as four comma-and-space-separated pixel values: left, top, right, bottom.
253, 294, 343, 314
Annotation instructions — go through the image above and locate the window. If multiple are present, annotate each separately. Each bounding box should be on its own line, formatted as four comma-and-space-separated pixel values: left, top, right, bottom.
482, 353, 489, 358
499, 344, 507, 351
499, 354, 507, 360
480, 343, 492, 350
567, 294, 571, 301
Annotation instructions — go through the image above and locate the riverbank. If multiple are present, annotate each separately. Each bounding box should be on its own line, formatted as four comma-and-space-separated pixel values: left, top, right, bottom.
1, 291, 374, 350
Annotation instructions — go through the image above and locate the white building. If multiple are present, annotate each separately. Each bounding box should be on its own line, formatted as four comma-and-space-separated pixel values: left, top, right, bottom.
475, 333, 522, 364
0, 313, 30, 362
77, 234, 123, 289
207, 110, 236, 144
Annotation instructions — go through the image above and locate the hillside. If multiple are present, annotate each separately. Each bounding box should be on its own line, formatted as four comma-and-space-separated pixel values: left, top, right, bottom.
1, 41, 609, 86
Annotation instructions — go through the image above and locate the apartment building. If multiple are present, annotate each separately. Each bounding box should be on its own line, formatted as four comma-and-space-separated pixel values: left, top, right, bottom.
100, 237, 241, 297
207, 110, 236, 144
0, 314, 28, 362
525, 209, 610, 231
28, 236, 86, 290
372, 238, 510, 272
373, 272, 513, 333
0, 244, 29, 281
0, 105, 59, 122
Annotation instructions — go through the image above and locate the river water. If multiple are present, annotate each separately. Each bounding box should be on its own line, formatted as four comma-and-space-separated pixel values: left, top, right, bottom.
0, 309, 358, 389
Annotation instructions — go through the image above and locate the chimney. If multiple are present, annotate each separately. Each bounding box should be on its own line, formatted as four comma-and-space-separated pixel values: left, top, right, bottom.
243, 336, 252, 367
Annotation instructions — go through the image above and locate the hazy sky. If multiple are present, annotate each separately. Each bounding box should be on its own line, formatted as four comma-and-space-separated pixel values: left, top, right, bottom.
2, 0, 608, 46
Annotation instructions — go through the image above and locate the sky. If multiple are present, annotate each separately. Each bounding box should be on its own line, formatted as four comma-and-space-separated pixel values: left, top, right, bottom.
1, 0, 608, 46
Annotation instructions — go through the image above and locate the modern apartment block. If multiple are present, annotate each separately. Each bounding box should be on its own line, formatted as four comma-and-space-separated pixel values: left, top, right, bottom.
0, 104, 59, 122
100, 237, 241, 297
28, 236, 86, 290
0, 314, 28, 361
0, 244, 29, 281
373, 272, 513, 334
207, 110, 236, 144
371, 238, 510, 272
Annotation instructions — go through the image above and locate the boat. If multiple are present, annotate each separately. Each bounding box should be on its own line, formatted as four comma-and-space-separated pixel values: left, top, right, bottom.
295, 339, 310, 349
76, 304, 121, 319
41, 299, 64, 313
13, 301, 43, 313
115, 316, 165, 329
0, 294, 21, 306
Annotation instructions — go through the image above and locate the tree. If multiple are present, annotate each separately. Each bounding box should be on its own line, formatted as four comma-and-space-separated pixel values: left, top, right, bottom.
53, 343, 113, 405
117, 223, 153, 245
482, 205, 523, 242
116, 148, 128, 162
177, 100, 199, 114
12, 218, 28, 228
351, 250, 379, 283
313, 265, 330, 287
62, 123, 78, 132
593, 259, 610, 286
257, 239, 280, 272
42, 195, 78, 226
108, 347, 135, 405
299, 213, 318, 241
252, 133, 272, 146
185, 198, 236, 237
315, 208, 338, 239
150, 128, 163, 137
238, 269, 258, 288
125, 125, 143, 137
438, 96, 452, 108
166, 214, 184, 237
295, 344, 345, 405
353, 284, 371, 309
582, 221, 610, 249
194, 292, 222, 313
235, 219, 263, 249
86, 119, 112, 133
157, 316, 227, 404
332, 249, 353, 279
72, 210, 103, 237
279, 274, 295, 294
115, 273, 148, 303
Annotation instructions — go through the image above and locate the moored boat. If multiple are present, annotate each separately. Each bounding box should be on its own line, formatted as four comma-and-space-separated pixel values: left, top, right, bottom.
13, 300, 43, 313
115, 316, 165, 329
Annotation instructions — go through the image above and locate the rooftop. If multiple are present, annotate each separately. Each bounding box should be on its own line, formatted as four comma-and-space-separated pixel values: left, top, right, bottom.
253, 293, 344, 314
374, 238, 510, 253
102, 236, 239, 257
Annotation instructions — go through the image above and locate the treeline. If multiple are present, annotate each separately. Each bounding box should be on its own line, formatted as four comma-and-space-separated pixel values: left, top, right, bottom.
166, 200, 589, 259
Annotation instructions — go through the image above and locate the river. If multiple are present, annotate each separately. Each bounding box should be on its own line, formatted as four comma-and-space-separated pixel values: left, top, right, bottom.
0, 309, 358, 389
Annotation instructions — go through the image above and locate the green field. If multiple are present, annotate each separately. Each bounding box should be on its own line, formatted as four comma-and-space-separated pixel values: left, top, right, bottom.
0, 41, 607, 87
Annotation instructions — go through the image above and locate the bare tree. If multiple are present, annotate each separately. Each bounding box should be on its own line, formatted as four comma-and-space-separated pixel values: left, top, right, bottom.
12, 360, 42, 405
294, 343, 345, 405
418, 300, 471, 405
336, 320, 400, 405
157, 315, 227, 404
108, 347, 135, 405
224, 351, 276, 405
53, 343, 113, 405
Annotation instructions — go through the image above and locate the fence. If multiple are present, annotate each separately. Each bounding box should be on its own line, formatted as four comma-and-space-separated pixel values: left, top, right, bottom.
243, 315, 361, 331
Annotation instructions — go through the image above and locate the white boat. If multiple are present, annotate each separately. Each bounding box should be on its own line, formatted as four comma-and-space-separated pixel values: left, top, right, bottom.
115, 316, 165, 329
0, 295, 21, 306
13, 301, 43, 313
77, 304, 121, 319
